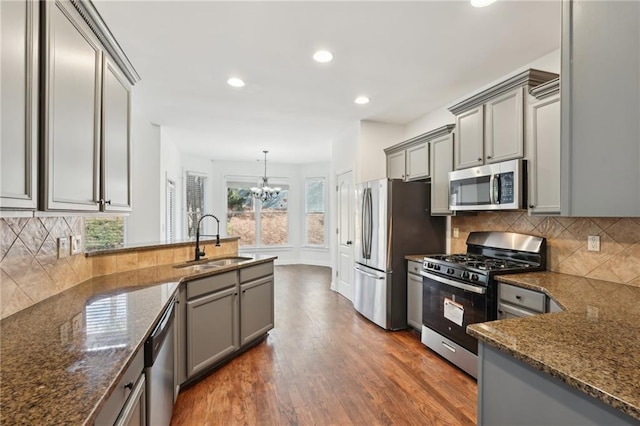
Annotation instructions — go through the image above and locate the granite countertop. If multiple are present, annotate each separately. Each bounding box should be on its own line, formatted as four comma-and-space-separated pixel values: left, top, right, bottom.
0, 254, 276, 425
467, 271, 640, 421
405, 254, 442, 262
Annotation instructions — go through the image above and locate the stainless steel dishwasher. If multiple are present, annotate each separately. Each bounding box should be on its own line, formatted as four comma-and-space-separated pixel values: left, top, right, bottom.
144, 295, 176, 426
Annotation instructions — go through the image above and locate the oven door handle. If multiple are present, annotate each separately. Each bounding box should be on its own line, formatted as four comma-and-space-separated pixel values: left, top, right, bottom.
419, 271, 487, 295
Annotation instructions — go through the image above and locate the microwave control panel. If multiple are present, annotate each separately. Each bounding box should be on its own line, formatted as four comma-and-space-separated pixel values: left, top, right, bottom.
498, 172, 514, 204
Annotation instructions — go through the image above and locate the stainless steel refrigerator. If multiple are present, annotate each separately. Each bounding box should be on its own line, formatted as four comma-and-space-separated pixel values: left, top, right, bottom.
354, 178, 445, 330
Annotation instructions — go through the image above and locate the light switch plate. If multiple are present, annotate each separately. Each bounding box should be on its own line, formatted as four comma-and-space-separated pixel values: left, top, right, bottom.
587, 235, 600, 252
453, 228, 459, 238
70, 235, 82, 255
57, 237, 70, 258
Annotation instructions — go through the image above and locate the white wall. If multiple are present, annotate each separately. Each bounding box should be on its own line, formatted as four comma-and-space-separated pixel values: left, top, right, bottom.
127, 107, 161, 244
358, 120, 404, 183
404, 49, 561, 140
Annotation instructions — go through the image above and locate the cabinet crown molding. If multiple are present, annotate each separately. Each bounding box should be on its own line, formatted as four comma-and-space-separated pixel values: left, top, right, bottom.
69, 0, 141, 85
530, 77, 560, 100
384, 124, 455, 154
448, 69, 558, 115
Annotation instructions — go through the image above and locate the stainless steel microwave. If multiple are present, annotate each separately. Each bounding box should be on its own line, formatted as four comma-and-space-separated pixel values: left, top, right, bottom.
449, 159, 525, 211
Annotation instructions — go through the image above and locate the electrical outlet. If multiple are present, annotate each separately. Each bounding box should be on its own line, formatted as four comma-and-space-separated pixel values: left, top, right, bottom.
57, 237, 70, 258
587, 235, 600, 252
70, 235, 82, 255
453, 228, 459, 238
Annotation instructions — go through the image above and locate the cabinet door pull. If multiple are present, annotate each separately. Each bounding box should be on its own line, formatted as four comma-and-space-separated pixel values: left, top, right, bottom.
515, 295, 522, 300
477, 158, 482, 161
124, 381, 134, 390
529, 205, 535, 209
487, 155, 492, 159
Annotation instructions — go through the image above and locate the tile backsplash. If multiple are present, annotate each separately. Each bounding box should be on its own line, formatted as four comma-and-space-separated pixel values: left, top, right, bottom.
0, 217, 238, 320
1, 217, 91, 319
451, 213, 640, 287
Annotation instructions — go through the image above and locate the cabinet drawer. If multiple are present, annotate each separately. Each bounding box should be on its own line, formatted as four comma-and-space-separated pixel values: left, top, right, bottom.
94, 348, 144, 426
240, 262, 274, 283
407, 260, 423, 276
187, 271, 237, 299
499, 283, 545, 313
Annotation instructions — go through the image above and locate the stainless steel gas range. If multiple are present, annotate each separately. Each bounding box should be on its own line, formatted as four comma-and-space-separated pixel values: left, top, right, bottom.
420, 231, 546, 378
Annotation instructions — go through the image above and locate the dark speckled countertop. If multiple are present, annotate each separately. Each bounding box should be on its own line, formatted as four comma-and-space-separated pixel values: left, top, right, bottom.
467, 271, 640, 422
0, 254, 276, 425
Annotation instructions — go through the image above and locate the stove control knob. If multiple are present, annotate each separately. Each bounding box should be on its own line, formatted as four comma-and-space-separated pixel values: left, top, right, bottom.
471, 274, 479, 281
434, 264, 441, 271
461, 271, 470, 279
447, 268, 454, 275
427, 262, 434, 269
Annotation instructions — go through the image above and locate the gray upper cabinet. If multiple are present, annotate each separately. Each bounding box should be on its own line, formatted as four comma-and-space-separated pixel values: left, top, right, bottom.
561, 0, 640, 216
0, 0, 38, 210
454, 106, 484, 170
484, 87, 524, 164
528, 79, 561, 215
450, 69, 558, 171
387, 150, 406, 180
33, 0, 140, 212
430, 127, 455, 216
102, 56, 132, 212
42, 0, 103, 211
385, 135, 430, 181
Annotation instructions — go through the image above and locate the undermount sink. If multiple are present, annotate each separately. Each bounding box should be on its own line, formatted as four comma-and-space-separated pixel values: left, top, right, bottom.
176, 256, 253, 269
203, 256, 252, 267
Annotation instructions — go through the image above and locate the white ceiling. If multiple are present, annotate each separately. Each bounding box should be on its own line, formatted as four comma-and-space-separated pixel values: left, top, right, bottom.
94, 0, 561, 163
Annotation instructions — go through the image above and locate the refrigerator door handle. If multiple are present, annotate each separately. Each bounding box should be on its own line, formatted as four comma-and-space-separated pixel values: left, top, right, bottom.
366, 188, 373, 259
361, 188, 367, 259
353, 265, 384, 280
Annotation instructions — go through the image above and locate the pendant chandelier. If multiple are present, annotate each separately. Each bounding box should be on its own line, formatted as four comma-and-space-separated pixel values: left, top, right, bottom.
251, 150, 281, 202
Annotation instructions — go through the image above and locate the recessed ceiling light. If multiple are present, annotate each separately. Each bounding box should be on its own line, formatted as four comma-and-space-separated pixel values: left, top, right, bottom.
227, 77, 245, 88
313, 50, 333, 63
355, 96, 370, 105
471, 0, 497, 7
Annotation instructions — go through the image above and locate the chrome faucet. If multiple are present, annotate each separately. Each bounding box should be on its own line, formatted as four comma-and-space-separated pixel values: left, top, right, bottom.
194, 214, 221, 261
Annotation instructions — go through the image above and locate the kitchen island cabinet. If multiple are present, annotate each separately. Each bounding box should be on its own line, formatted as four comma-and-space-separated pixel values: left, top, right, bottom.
0, 252, 275, 425
469, 272, 640, 425
0, 0, 38, 210
240, 263, 275, 345
184, 272, 240, 378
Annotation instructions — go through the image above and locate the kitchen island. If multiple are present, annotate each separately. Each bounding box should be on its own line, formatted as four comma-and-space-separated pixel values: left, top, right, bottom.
468, 271, 640, 425
0, 253, 276, 425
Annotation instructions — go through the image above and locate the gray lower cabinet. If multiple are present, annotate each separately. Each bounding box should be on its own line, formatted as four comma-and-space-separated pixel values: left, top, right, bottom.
95, 348, 145, 426
185, 273, 239, 378
478, 342, 637, 425
178, 261, 275, 383
0, 0, 38, 209
406, 261, 423, 331
240, 275, 274, 345
498, 282, 563, 319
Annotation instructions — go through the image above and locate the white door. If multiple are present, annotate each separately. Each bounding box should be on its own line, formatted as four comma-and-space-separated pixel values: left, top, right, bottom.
337, 170, 354, 301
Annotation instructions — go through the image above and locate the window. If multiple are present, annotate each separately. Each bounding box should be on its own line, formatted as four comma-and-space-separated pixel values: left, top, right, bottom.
84, 217, 126, 249
186, 172, 207, 238
166, 179, 176, 242
226, 179, 289, 247
305, 178, 326, 246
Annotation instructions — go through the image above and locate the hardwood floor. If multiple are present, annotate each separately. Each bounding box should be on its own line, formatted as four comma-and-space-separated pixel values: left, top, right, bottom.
171, 265, 477, 425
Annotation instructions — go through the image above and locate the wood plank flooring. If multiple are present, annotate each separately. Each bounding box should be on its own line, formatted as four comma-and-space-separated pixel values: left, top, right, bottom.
171, 265, 477, 425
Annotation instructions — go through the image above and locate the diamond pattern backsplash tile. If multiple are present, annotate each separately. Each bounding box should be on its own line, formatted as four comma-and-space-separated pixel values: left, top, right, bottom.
0, 217, 91, 319
451, 213, 640, 287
